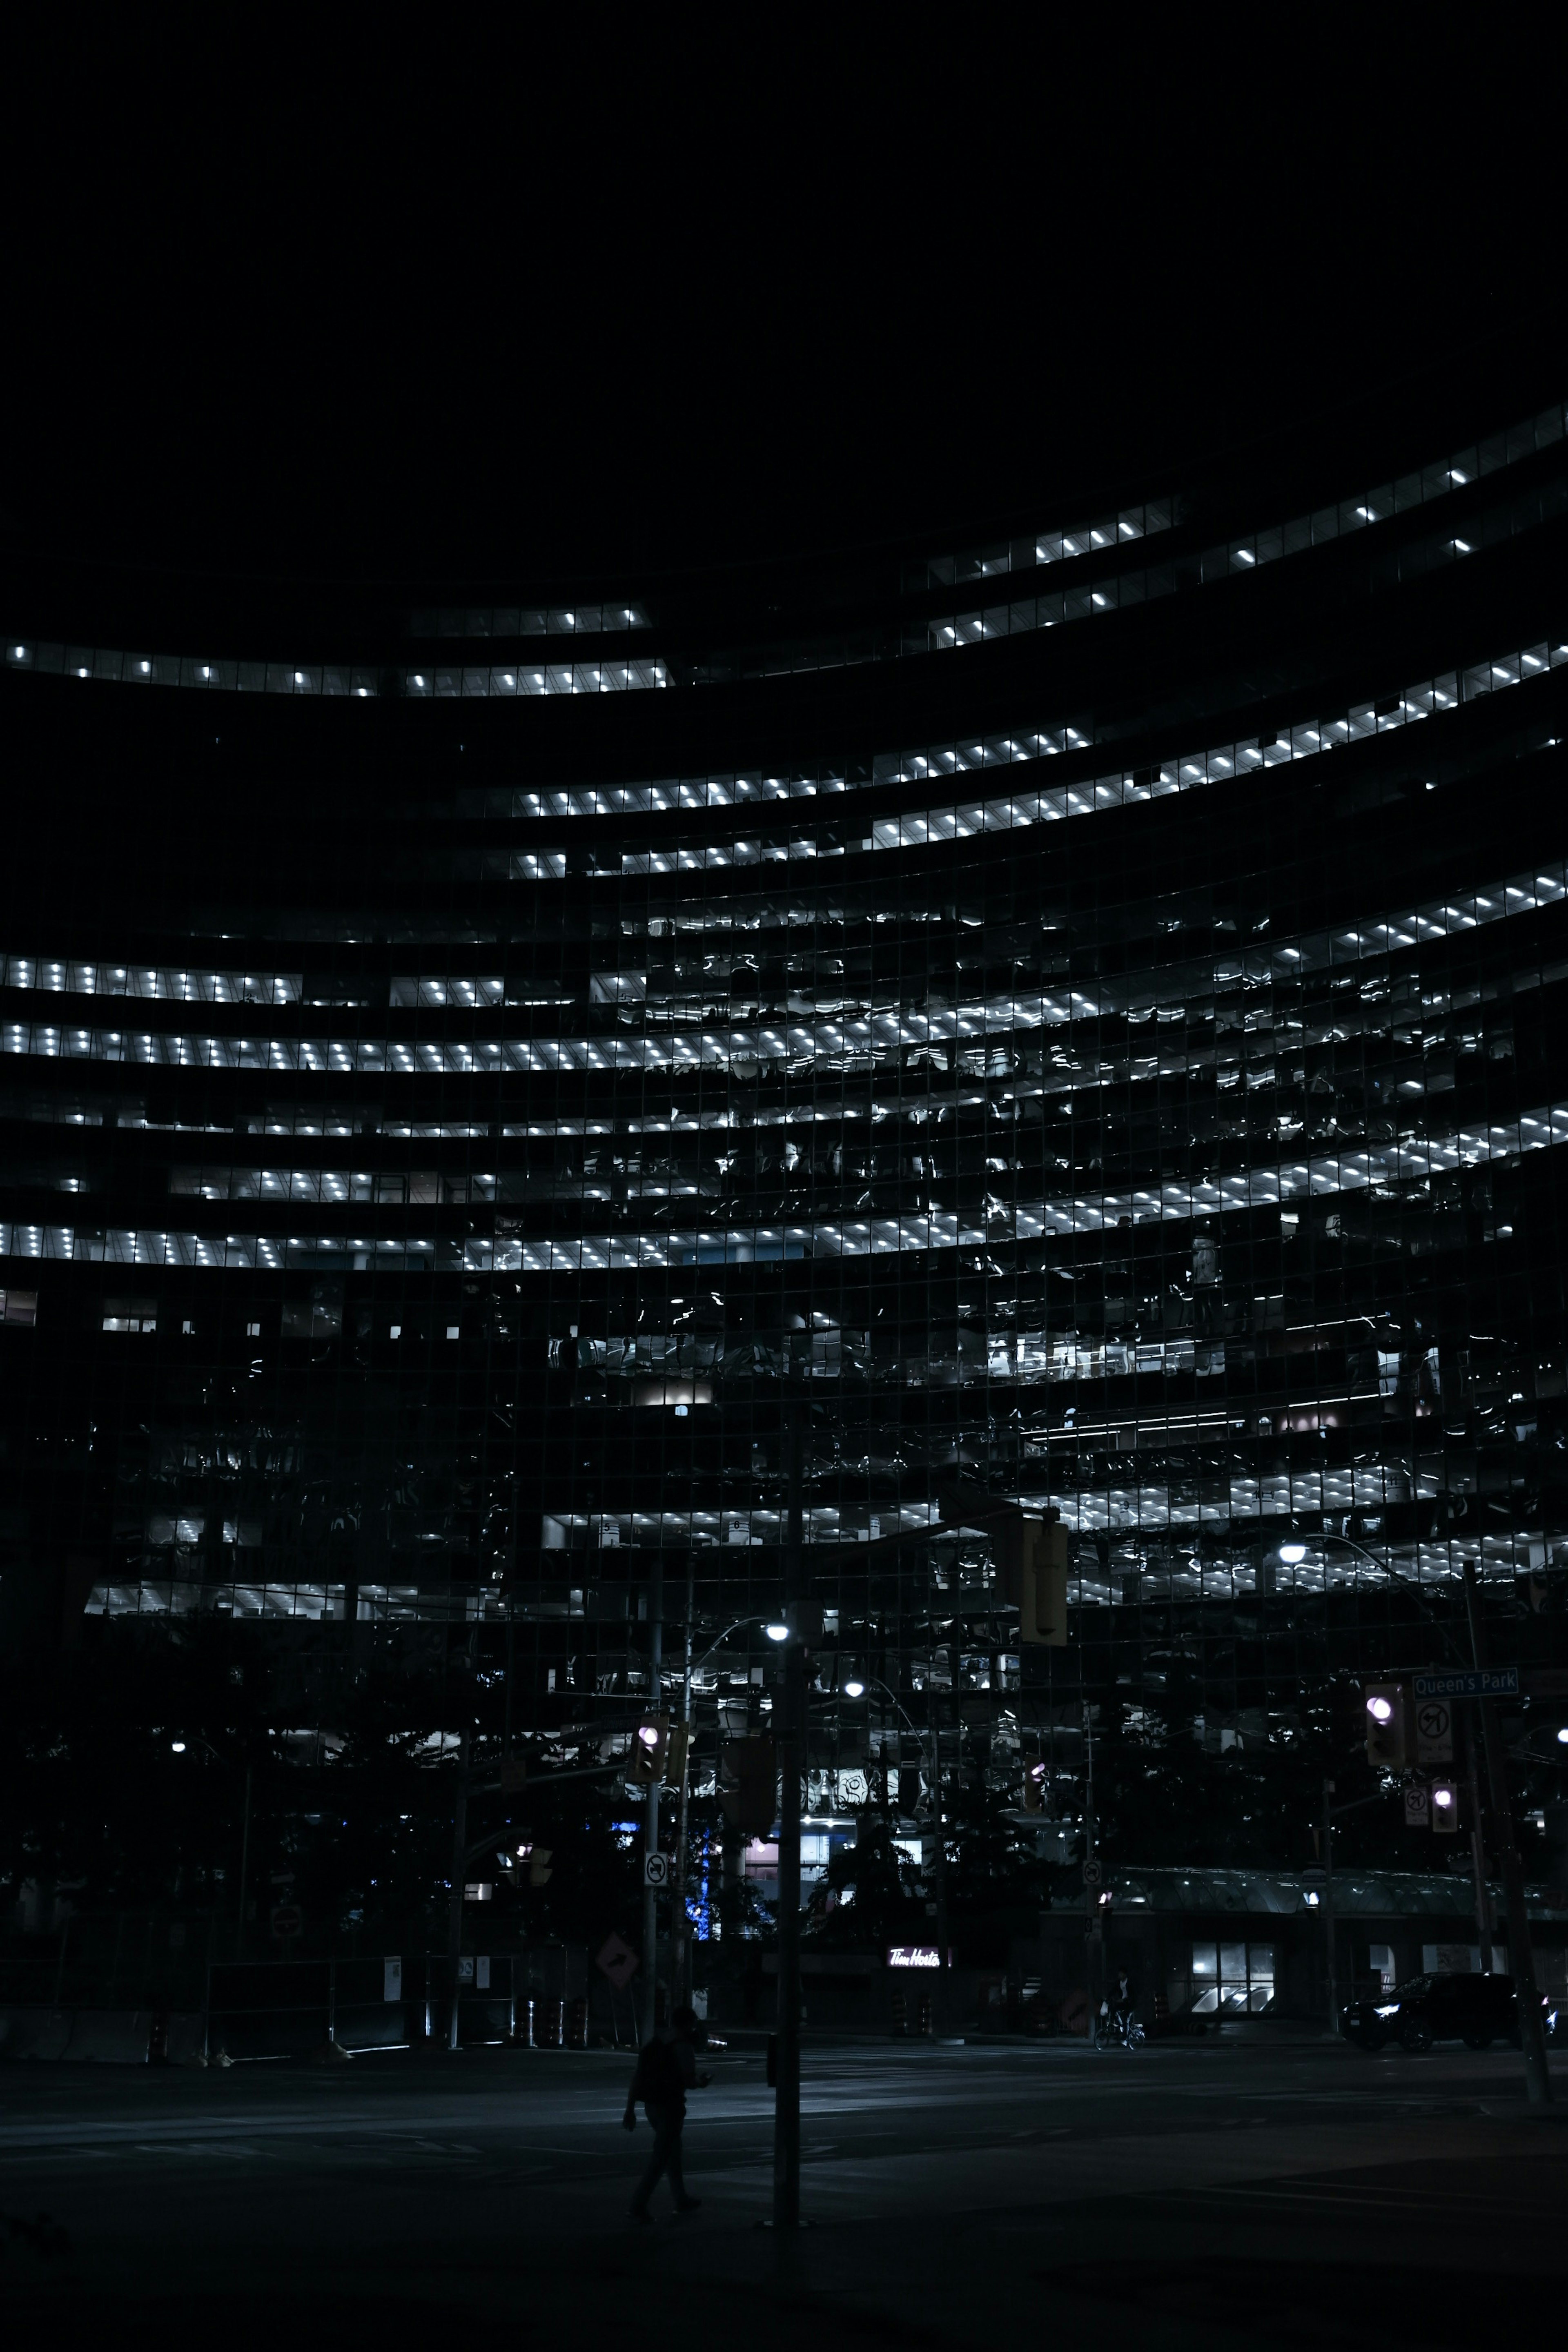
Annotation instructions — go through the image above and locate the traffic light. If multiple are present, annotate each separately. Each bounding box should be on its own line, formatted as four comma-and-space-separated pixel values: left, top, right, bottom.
998, 1514, 1069, 1646
718, 1734, 777, 1834
1363, 1682, 1407, 1769
631, 1715, 670, 1783
1022, 1759, 1047, 1813
664, 1721, 690, 1790
1431, 1781, 1460, 1834
510, 1841, 554, 1885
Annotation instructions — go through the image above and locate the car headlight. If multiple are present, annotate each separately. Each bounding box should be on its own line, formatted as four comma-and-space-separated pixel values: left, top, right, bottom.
1374, 2005, 1399, 2018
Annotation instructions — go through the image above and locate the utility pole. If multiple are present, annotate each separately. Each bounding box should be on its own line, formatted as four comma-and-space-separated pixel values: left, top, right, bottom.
1084, 1701, 1102, 2025
641, 1556, 663, 2043
1321, 1777, 1337, 2034
675, 1557, 695, 2009
1463, 1704, 1494, 1971
447, 1726, 470, 2053
235, 1764, 253, 1961
773, 1395, 805, 2231
1463, 1564, 1551, 2104
928, 1679, 951, 2030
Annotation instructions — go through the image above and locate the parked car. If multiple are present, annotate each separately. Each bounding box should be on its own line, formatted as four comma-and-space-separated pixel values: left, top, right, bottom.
1342, 1972, 1552, 2053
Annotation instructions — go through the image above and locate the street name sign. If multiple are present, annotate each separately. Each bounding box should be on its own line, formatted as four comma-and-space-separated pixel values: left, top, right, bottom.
1412, 1667, 1519, 1699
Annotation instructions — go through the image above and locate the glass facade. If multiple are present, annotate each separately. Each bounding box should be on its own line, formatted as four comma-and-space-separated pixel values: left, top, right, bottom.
4, 386, 1568, 1824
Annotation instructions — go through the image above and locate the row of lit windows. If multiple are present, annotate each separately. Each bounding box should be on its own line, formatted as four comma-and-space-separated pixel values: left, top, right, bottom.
2, 643, 667, 699
7, 844, 1562, 1044
419, 639, 1549, 827
4, 1094, 1564, 1268
406, 601, 650, 639
448, 639, 1564, 872
6, 402, 1559, 714
919, 396, 1562, 593
7, 851, 1563, 1075
918, 425, 1567, 660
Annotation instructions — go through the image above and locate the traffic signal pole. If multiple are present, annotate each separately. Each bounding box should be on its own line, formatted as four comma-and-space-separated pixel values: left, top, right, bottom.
773, 1398, 805, 2230
1463, 1705, 1495, 1972
1321, 1779, 1337, 2035
447, 1727, 470, 2053
642, 1556, 663, 2044
1463, 1565, 1551, 2104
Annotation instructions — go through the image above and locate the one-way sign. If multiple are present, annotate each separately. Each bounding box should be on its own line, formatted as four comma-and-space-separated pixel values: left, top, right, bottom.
1412, 1667, 1519, 1700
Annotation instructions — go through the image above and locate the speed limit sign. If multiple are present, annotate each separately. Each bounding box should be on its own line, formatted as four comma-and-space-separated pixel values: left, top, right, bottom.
643, 1852, 671, 1888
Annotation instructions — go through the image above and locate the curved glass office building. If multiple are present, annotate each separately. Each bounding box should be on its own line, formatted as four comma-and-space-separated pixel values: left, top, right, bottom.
5, 380, 1568, 1803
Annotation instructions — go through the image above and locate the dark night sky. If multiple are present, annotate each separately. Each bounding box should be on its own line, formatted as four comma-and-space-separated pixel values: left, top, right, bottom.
6, 68, 1564, 601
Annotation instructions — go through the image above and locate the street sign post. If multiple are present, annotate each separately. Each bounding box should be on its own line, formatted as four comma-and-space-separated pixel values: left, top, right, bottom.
1404, 1784, 1431, 1829
1082, 1858, 1102, 1888
595, 1932, 638, 1989
1412, 1667, 1519, 1700
269, 1904, 303, 1940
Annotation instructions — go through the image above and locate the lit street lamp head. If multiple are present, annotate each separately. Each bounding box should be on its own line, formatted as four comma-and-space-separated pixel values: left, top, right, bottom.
764, 1623, 790, 1643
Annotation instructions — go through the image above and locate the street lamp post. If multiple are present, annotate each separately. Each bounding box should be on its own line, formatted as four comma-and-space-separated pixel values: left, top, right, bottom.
773, 1396, 806, 2231
642, 1555, 663, 2044
1280, 1532, 1552, 2104
1463, 1562, 1552, 2105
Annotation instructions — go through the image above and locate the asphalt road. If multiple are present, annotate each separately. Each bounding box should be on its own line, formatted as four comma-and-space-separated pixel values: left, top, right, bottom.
3, 2031, 1566, 2348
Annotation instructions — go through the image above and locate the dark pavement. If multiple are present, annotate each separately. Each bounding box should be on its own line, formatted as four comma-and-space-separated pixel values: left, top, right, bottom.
3, 2032, 1566, 2348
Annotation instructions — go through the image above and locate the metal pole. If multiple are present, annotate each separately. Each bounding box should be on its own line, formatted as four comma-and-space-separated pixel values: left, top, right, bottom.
1322, 1778, 1338, 2034
1085, 1702, 1102, 2030
773, 1395, 805, 2230
641, 1558, 663, 2042
235, 1765, 253, 1961
1463, 1703, 1494, 1970
447, 1728, 470, 2053
676, 1557, 695, 2008
929, 1678, 950, 2031
1463, 1564, 1551, 2104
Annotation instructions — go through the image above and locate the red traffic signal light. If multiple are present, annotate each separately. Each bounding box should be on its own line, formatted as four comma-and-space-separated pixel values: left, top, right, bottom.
1430, 1782, 1460, 1834
1363, 1682, 1407, 1769
631, 1716, 670, 1783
